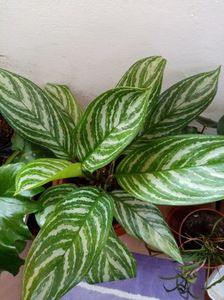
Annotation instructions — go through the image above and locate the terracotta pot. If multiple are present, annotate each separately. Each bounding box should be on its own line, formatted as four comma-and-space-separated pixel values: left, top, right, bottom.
113, 223, 126, 236
52, 179, 65, 185
179, 208, 224, 269
179, 207, 224, 247
165, 205, 209, 244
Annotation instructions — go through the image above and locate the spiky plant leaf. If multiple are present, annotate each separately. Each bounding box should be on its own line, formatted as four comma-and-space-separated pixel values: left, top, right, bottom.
22, 187, 113, 300
45, 84, 83, 127
0, 68, 76, 160
76, 87, 148, 173
86, 229, 136, 283
117, 56, 166, 130
35, 184, 78, 227
15, 158, 83, 194
112, 190, 182, 263
129, 68, 220, 150
116, 135, 224, 205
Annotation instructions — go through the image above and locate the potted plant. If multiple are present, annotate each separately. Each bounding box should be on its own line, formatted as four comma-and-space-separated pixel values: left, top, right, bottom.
165, 113, 224, 245
0, 56, 224, 300
163, 208, 224, 299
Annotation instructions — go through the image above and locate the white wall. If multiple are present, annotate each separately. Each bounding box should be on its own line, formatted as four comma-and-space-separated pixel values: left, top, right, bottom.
1, 0, 224, 119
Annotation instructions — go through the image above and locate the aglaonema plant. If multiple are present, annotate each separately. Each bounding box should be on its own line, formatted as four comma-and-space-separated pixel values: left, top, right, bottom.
0, 56, 223, 300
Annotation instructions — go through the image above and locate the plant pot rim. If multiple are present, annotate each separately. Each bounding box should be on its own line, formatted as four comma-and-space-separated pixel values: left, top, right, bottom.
179, 207, 224, 244
179, 207, 224, 269
166, 205, 210, 241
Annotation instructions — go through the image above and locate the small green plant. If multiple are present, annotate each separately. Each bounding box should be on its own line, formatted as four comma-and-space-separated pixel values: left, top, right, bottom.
162, 215, 224, 299
0, 56, 224, 299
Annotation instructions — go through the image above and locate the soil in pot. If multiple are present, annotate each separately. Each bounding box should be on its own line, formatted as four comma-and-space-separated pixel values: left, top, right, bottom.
165, 205, 211, 244
180, 209, 224, 251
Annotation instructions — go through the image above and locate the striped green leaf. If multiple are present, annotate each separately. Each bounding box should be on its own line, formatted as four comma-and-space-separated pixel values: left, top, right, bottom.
0, 163, 24, 196
112, 190, 182, 263
22, 187, 113, 300
117, 56, 166, 130
86, 229, 136, 283
129, 68, 220, 150
76, 87, 148, 173
35, 184, 78, 227
116, 135, 224, 205
15, 158, 83, 194
0, 68, 76, 160
117, 56, 166, 89
45, 84, 83, 127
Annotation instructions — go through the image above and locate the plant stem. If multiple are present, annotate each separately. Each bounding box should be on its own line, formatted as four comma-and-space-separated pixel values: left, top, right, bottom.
4, 150, 20, 165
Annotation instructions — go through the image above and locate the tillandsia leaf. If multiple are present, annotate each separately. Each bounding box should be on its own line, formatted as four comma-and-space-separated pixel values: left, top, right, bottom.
45, 84, 83, 127
129, 68, 220, 150
217, 115, 224, 135
0, 68, 76, 160
22, 187, 114, 300
35, 183, 78, 227
76, 87, 148, 173
0, 197, 40, 275
86, 229, 136, 283
117, 56, 166, 131
116, 135, 224, 205
112, 190, 182, 263
15, 158, 83, 194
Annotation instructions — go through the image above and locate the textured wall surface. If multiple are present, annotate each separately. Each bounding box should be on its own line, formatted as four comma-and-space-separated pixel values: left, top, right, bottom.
0, 0, 224, 119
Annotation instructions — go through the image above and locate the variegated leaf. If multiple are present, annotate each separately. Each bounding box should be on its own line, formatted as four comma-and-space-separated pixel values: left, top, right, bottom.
76, 87, 148, 173
45, 84, 83, 127
117, 56, 166, 89
15, 158, 83, 194
22, 187, 113, 300
129, 68, 220, 151
35, 184, 78, 227
86, 229, 136, 283
0, 68, 76, 159
117, 56, 166, 130
112, 190, 182, 263
116, 135, 224, 205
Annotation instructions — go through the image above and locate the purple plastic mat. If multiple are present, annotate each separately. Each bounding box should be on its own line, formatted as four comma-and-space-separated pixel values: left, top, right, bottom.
62, 253, 205, 300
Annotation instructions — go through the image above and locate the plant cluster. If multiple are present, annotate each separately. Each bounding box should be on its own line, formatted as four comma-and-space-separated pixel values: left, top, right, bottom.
0, 56, 224, 300
163, 215, 224, 299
